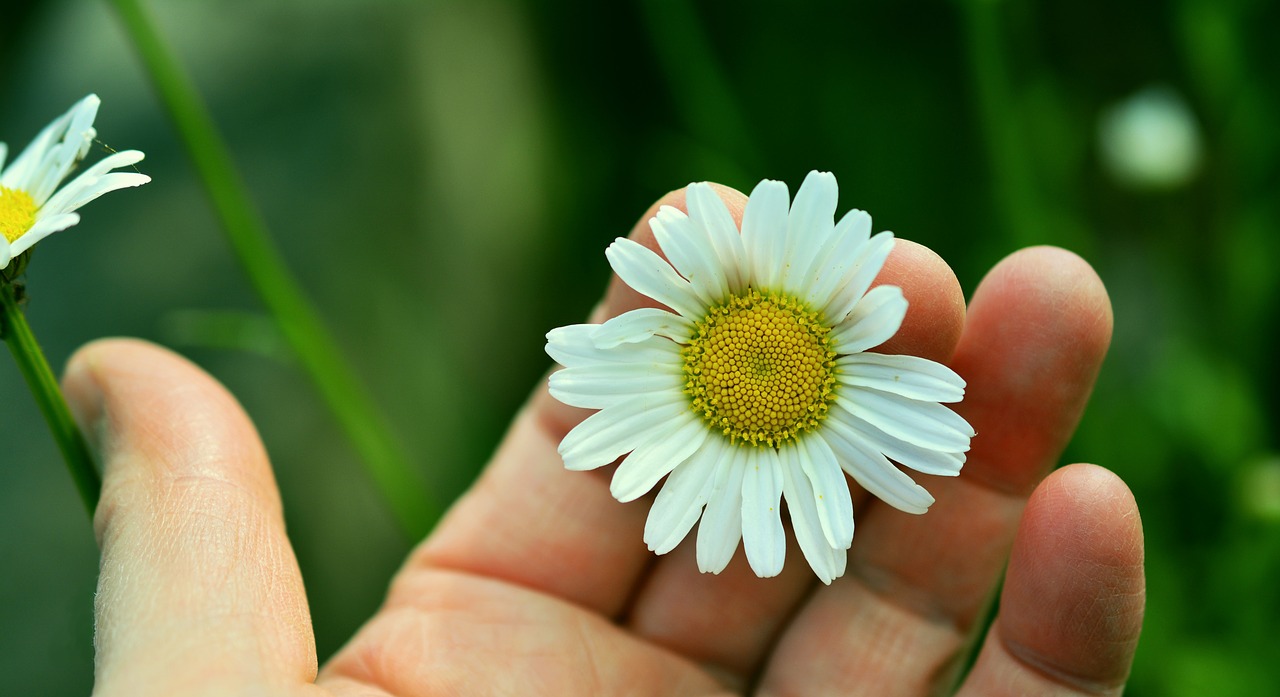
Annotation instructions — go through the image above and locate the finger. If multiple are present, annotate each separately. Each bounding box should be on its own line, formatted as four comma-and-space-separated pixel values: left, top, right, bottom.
948, 246, 1116, 494
854, 247, 1115, 620
62, 339, 315, 696
957, 464, 1145, 696
394, 186, 723, 618
623, 241, 966, 687
760, 247, 1113, 695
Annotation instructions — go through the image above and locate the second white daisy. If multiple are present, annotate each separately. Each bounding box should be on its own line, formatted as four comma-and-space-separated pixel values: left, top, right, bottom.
546, 171, 974, 583
1, 94, 150, 272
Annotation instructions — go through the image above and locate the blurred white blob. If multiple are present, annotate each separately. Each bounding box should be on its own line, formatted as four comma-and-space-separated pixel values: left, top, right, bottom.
1098, 86, 1203, 191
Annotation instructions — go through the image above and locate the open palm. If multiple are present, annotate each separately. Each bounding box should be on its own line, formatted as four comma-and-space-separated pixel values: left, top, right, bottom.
71, 186, 1143, 697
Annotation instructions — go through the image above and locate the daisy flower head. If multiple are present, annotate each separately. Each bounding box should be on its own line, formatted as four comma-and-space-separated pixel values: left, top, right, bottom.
545, 171, 974, 584
1, 94, 150, 274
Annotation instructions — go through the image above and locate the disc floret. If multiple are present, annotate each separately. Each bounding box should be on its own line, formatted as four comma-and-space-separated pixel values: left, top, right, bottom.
682, 288, 839, 447
0, 187, 38, 243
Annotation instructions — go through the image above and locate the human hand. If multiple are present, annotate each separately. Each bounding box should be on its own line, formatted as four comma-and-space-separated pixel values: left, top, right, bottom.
67, 185, 1143, 696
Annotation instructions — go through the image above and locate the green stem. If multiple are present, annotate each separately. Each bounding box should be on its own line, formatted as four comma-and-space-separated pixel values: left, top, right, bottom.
108, 0, 436, 538
1, 281, 99, 516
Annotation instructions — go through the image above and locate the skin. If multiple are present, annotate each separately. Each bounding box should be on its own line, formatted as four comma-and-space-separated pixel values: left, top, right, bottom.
64, 184, 1144, 696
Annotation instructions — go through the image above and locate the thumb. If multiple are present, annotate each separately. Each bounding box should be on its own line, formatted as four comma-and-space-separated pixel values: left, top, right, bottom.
63, 339, 316, 696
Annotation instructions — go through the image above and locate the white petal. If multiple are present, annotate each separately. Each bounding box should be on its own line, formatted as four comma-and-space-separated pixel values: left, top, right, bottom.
779, 171, 838, 295
41, 151, 148, 214
0, 239, 12, 270
835, 206, 873, 247
797, 435, 854, 549
545, 325, 678, 368
65, 95, 100, 157
823, 415, 936, 514
830, 284, 908, 353
644, 437, 727, 554
0, 142, 9, 171
1, 95, 96, 191
740, 179, 789, 290
558, 394, 688, 471
606, 237, 705, 318
696, 446, 746, 574
836, 387, 974, 453
31, 97, 101, 202
651, 205, 728, 304
803, 208, 873, 310
54, 172, 150, 214
837, 352, 966, 403
780, 443, 847, 584
685, 182, 747, 292
4, 113, 64, 184
611, 416, 710, 502
74, 147, 144, 173
833, 406, 965, 476
741, 447, 785, 578
824, 232, 896, 323
548, 362, 682, 410
593, 308, 692, 348
9, 213, 80, 256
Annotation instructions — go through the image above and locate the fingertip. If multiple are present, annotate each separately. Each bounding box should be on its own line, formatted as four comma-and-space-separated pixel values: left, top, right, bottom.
63, 338, 282, 534
980, 246, 1114, 367
1001, 463, 1145, 689
65, 336, 189, 385
872, 239, 966, 364
1018, 463, 1144, 577
64, 337, 249, 454
952, 246, 1115, 493
62, 338, 163, 439
1026, 464, 1140, 534
1020, 246, 1113, 346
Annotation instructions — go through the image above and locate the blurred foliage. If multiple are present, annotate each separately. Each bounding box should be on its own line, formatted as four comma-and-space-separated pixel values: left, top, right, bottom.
1, 0, 1278, 694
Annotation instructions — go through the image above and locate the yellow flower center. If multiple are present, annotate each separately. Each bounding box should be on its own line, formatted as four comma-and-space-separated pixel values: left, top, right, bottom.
682, 289, 838, 447
1, 186, 38, 243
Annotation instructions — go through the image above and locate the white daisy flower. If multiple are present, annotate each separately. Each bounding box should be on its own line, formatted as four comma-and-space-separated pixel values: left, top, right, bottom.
1, 94, 150, 272
545, 171, 974, 584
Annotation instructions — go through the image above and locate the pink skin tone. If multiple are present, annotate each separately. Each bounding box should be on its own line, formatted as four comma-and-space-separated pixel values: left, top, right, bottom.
65, 185, 1143, 696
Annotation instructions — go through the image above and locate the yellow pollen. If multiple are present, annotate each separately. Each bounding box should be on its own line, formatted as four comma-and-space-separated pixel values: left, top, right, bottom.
682, 289, 838, 447
0, 186, 38, 244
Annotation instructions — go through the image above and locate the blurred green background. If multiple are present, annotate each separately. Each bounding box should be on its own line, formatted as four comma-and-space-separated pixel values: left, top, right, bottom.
2, 0, 1278, 693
